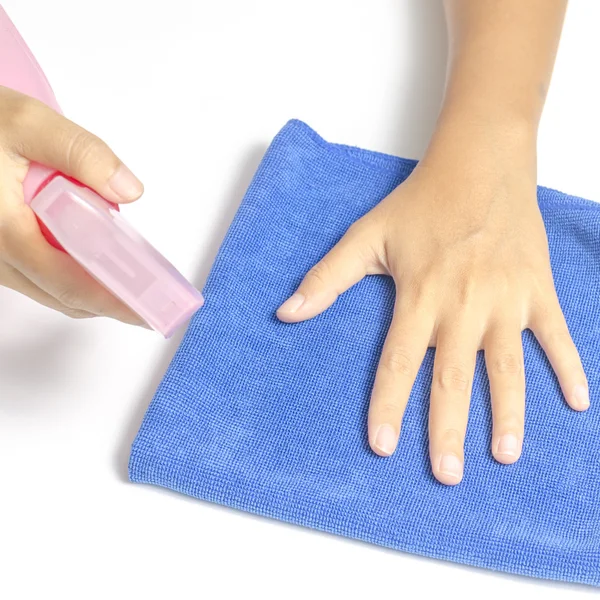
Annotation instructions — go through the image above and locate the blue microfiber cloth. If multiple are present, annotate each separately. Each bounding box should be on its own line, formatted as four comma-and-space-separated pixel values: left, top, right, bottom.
129, 119, 600, 587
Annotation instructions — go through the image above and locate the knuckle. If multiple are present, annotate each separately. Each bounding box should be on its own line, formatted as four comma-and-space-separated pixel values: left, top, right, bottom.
493, 353, 522, 376
495, 415, 523, 433
56, 287, 87, 312
381, 347, 413, 376
402, 267, 439, 310
404, 278, 427, 305
429, 427, 464, 457
65, 130, 113, 174
375, 402, 403, 419
306, 260, 332, 288
404, 281, 435, 315
437, 366, 470, 393
440, 427, 464, 446
455, 275, 477, 307
62, 307, 94, 320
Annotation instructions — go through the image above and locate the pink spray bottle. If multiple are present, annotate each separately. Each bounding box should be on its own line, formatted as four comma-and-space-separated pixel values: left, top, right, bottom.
0, 6, 204, 337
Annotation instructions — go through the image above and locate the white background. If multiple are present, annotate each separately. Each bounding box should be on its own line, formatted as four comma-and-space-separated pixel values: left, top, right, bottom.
0, 1, 598, 598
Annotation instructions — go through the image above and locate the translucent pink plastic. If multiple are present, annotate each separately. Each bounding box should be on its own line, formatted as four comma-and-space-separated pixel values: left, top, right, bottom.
0, 6, 204, 337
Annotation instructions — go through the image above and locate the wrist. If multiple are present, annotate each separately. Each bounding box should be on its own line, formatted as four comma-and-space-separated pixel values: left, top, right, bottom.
420, 106, 538, 175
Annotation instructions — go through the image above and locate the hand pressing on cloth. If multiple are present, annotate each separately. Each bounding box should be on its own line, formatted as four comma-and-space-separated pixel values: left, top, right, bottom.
277, 0, 589, 485
0, 86, 146, 326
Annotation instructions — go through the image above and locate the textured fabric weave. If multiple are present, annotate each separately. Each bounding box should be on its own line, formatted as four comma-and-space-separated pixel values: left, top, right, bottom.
129, 120, 600, 587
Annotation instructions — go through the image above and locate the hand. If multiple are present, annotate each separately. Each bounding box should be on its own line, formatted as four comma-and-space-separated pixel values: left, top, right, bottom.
0, 86, 146, 325
276, 127, 589, 486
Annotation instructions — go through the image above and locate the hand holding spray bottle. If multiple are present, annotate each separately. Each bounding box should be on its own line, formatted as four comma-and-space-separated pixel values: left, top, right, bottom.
0, 6, 204, 337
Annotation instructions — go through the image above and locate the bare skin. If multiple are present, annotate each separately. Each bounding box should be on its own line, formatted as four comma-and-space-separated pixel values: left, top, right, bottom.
0, 2, 588, 484
0, 87, 145, 324
277, 0, 589, 485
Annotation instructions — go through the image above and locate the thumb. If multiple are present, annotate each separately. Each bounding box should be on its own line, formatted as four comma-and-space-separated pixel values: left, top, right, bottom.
5, 93, 143, 204
276, 222, 379, 322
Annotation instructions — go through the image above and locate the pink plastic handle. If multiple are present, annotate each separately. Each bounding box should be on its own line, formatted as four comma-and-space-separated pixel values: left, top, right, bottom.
31, 177, 205, 337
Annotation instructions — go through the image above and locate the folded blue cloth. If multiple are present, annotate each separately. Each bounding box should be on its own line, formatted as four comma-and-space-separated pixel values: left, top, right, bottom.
129, 119, 600, 587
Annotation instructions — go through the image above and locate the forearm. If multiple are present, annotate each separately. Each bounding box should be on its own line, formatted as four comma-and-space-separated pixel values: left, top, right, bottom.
279, 3, 585, 485
424, 0, 568, 168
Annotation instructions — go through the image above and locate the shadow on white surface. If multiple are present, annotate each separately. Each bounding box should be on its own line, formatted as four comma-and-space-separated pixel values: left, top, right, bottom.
390, 0, 448, 158
114, 144, 269, 480
0, 293, 90, 410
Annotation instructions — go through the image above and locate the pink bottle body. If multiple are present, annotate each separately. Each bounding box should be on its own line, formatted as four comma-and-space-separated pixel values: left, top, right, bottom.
0, 6, 204, 337
0, 5, 60, 204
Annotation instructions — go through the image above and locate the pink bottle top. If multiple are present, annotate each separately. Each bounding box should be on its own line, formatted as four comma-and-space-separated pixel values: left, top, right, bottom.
0, 6, 204, 337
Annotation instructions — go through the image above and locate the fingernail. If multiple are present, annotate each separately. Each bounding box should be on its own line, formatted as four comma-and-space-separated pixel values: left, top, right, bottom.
496, 434, 519, 458
108, 164, 144, 201
277, 293, 305, 314
439, 454, 463, 479
374, 424, 397, 456
573, 384, 590, 409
